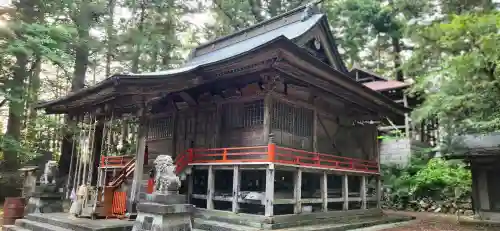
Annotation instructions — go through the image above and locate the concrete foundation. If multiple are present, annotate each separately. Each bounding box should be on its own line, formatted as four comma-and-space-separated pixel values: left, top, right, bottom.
194, 208, 413, 230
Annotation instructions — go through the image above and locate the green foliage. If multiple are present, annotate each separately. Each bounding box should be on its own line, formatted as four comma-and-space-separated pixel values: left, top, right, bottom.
409, 12, 500, 134
324, 0, 431, 77
382, 152, 471, 210
411, 158, 471, 198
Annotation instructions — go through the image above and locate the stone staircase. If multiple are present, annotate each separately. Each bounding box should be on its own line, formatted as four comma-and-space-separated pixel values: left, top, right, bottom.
2, 210, 412, 231
2, 213, 134, 231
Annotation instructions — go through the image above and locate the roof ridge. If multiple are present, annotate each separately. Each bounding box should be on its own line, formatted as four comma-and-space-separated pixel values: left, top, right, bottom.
195, 0, 324, 51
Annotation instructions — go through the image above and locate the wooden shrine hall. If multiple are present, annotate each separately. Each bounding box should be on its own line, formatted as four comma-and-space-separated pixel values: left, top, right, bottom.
35, 2, 409, 227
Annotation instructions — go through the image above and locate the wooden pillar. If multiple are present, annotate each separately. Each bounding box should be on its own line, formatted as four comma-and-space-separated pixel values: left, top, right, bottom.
214, 104, 222, 147
342, 174, 349, 210
361, 176, 367, 209
207, 165, 215, 210
403, 94, 410, 138
171, 111, 178, 158
312, 110, 318, 152
294, 168, 302, 214
232, 165, 240, 213
263, 94, 272, 143
130, 107, 147, 207
376, 176, 382, 209
265, 164, 275, 217
321, 171, 328, 212
91, 122, 104, 185
187, 174, 193, 204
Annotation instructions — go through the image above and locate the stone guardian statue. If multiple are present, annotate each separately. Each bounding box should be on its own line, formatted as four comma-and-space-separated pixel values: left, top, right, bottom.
40, 160, 58, 185
153, 155, 181, 194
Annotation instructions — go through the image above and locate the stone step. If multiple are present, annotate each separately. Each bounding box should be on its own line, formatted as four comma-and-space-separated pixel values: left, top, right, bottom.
24, 213, 134, 231
2, 225, 30, 231
15, 218, 72, 231
194, 218, 260, 231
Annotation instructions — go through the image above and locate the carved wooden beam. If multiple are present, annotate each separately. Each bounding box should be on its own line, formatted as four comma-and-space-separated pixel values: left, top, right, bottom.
221, 88, 241, 99
212, 94, 224, 103
179, 91, 197, 106
260, 72, 282, 93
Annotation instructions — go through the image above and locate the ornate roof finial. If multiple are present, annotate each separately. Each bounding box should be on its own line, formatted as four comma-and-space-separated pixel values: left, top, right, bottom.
301, 1, 320, 21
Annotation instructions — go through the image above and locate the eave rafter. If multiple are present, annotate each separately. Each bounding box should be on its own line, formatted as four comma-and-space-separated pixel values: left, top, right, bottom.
272, 59, 382, 116
274, 47, 407, 116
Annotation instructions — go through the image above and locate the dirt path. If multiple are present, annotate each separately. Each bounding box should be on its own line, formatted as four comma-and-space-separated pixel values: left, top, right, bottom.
382, 211, 500, 231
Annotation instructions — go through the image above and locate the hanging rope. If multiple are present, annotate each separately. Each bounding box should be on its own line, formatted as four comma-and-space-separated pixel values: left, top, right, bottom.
82, 113, 94, 186
74, 117, 84, 190
65, 116, 78, 199
107, 112, 115, 156
87, 115, 98, 185
99, 116, 109, 202
86, 114, 101, 213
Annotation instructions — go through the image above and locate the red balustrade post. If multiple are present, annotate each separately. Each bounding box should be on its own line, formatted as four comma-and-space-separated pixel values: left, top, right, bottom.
268, 143, 276, 162
222, 148, 228, 161
315, 153, 320, 166
187, 148, 194, 162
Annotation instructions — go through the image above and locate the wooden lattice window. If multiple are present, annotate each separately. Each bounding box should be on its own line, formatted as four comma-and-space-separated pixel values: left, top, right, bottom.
271, 101, 313, 137
223, 100, 264, 129
147, 115, 174, 140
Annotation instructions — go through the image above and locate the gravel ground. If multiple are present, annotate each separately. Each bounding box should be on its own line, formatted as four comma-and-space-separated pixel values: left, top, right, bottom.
379, 211, 500, 231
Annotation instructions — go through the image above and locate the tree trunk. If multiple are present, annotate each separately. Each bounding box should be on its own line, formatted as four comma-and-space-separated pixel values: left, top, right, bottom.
131, 0, 147, 73
391, 36, 404, 82
25, 57, 42, 148
3, 53, 28, 171
58, 2, 92, 178
105, 0, 116, 77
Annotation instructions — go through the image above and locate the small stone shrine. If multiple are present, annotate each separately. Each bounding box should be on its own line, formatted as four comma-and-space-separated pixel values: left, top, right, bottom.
133, 155, 193, 231
25, 160, 64, 214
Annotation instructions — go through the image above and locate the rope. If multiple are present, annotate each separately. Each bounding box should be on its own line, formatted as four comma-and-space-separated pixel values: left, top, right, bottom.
99, 117, 108, 202
74, 117, 84, 190
87, 114, 101, 213
87, 115, 97, 185
65, 116, 78, 199
82, 114, 93, 186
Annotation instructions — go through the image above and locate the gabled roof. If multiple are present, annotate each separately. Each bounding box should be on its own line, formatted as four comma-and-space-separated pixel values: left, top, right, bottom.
186, 14, 324, 67
185, 1, 349, 73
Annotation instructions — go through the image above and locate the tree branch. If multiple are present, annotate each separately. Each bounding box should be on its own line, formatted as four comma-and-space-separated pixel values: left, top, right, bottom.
213, 0, 242, 30
293, 0, 306, 8
0, 98, 7, 108
248, 0, 265, 22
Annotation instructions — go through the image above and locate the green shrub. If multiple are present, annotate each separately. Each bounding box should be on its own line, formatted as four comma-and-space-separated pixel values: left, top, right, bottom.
382, 153, 471, 210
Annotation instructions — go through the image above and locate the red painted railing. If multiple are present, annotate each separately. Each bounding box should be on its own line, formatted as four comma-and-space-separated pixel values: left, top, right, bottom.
175, 144, 379, 174
100, 155, 135, 168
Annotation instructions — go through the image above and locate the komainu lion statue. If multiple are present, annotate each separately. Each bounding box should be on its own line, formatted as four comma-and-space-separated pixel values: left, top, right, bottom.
154, 155, 181, 194
40, 160, 58, 184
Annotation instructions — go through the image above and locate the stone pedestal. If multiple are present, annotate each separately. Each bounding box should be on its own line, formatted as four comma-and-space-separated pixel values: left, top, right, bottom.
25, 185, 64, 214
133, 193, 194, 231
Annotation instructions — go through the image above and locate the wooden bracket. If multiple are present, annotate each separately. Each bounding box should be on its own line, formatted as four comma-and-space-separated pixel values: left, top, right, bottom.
179, 91, 197, 106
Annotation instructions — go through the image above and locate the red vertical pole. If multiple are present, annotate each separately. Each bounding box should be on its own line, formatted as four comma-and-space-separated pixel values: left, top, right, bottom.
188, 148, 194, 162
268, 143, 276, 162
223, 148, 228, 161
